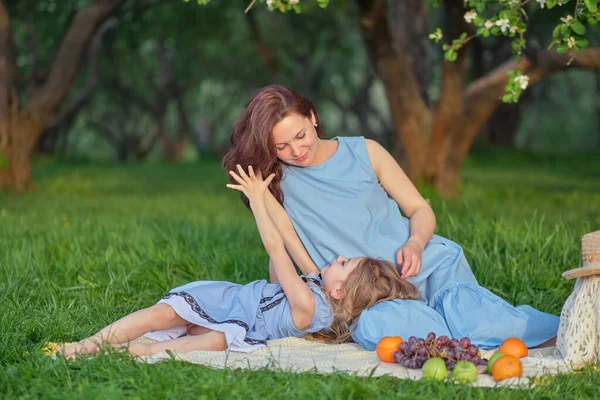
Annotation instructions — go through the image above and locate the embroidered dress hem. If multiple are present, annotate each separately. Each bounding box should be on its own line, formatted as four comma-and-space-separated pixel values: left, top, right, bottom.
144, 292, 267, 353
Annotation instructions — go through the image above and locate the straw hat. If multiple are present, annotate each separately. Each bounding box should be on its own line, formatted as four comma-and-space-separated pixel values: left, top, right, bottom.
562, 231, 600, 280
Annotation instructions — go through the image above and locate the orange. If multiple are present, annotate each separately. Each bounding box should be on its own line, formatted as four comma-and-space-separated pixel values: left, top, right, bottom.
498, 337, 528, 359
492, 355, 524, 382
376, 336, 404, 363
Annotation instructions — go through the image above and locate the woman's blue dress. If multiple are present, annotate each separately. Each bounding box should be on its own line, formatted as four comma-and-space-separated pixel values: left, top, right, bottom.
280, 136, 559, 350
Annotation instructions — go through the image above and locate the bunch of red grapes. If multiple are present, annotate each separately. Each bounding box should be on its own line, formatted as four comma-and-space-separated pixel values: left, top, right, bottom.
393, 332, 489, 370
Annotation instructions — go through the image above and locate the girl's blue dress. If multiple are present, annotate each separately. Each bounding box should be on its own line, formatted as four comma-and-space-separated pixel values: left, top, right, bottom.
280, 136, 559, 350
145, 275, 332, 352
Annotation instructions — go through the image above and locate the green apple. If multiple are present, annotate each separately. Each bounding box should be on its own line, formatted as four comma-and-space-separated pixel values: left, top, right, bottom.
452, 361, 478, 384
422, 358, 448, 381
487, 352, 506, 374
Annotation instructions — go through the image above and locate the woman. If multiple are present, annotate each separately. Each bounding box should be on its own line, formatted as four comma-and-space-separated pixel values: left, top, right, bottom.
223, 85, 559, 350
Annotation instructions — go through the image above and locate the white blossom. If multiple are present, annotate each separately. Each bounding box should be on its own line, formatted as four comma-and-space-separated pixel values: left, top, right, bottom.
266, 0, 274, 6
495, 18, 511, 33
288, 0, 299, 4
464, 10, 477, 24
536, 0, 546, 8
510, 25, 518, 34
484, 20, 494, 29
514, 74, 529, 90
567, 36, 576, 48
560, 15, 573, 25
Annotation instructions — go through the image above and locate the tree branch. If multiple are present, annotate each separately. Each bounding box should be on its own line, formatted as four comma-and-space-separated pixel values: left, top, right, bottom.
428, 0, 469, 179
460, 47, 600, 158
46, 17, 118, 131
355, 0, 431, 173
88, 118, 119, 147
246, 10, 279, 80
24, 14, 39, 97
24, 0, 125, 119
174, 87, 191, 141
390, 0, 430, 105
112, 77, 156, 114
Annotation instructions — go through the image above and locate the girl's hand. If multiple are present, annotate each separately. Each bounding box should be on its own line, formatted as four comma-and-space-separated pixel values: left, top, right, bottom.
396, 239, 423, 279
227, 165, 275, 203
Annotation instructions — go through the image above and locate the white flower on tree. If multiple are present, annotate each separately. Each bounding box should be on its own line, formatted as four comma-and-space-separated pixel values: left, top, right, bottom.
464, 10, 477, 24
560, 15, 574, 25
289, 0, 299, 5
484, 20, 494, 29
514, 74, 529, 90
536, 0, 546, 8
495, 18, 511, 33
567, 36, 576, 48
266, 0, 274, 6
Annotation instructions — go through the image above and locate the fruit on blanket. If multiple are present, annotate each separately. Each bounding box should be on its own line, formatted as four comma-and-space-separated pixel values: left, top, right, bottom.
487, 352, 506, 374
376, 336, 404, 363
452, 361, 478, 384
459, 337, 471, 349
422, 358, 448, 381
498, 337, 528, 359
393, 333, 487, 370
492, 355, 523, 382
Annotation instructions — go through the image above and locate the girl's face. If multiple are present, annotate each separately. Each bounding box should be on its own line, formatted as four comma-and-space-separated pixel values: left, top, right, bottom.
272, 112, 319, 167
321, 255, 362, 299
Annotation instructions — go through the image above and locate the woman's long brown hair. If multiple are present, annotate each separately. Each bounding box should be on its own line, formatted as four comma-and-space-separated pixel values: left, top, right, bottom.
223, 85, 323, 209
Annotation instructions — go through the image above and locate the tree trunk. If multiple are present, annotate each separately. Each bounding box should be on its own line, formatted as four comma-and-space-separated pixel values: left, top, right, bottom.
485, 102, 521, 146
0, 1, 14, 189
390, 0, 430, 106
427, 0, 468, 185
4, 118, 35, 191
34, 17, 117, 156
356, 0, 431, 181
0, 0, 125, 192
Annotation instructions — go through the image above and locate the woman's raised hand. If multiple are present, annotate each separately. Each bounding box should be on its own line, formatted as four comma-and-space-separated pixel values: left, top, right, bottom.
227, 165, 275, 203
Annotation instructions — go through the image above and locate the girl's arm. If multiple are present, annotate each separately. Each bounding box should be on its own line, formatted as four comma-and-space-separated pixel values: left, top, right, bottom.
265, 191, 320, 280
365, 139, 436, 276
227, 165, 316, 330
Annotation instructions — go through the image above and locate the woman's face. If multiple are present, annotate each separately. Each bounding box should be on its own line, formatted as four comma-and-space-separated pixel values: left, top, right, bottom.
272, 112, 318, 167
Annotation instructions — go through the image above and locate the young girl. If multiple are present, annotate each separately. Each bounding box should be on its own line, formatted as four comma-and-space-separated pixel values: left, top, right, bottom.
59, 166, 419, 358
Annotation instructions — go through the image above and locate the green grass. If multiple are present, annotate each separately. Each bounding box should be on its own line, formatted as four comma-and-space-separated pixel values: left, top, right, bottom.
1, 150, 599, 399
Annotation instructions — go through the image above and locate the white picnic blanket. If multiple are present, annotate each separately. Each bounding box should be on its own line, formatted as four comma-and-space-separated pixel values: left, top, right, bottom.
138, 337, 575, 388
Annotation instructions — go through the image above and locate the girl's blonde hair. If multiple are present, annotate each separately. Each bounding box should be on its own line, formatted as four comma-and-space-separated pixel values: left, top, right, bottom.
317, 257, 420, 344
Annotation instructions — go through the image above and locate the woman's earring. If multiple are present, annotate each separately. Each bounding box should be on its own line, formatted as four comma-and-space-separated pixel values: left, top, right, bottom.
314, 123, 318, 128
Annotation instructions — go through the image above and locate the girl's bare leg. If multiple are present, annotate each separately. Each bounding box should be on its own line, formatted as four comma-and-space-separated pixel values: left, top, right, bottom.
59, 303, 188, 358
187, 324, 210, 336
125, 329, 227, 356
